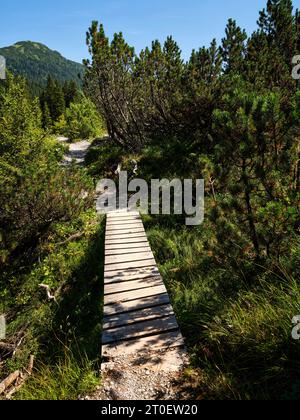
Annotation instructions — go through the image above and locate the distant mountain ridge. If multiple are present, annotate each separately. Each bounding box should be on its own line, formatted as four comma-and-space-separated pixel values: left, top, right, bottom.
0, 41, 84, 86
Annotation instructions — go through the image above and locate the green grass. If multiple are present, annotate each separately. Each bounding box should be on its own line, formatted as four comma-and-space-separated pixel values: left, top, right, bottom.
17, 350, 99, 400
144, 215, 300, 400
1, 210, 106, 400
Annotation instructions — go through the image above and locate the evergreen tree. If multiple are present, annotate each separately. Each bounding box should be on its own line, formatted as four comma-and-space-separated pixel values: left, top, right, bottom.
220, 19, 247, 74
258, 0, 296, 63
0, 73, 42, 167
63, 80, 79, 108
41, 102, 52, 130
40, 76, 65, 123
186, 39, 222, 86
250, 0, 298, 90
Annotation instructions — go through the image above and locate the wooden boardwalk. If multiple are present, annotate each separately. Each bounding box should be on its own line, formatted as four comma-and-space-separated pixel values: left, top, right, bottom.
102, 210, 186, 363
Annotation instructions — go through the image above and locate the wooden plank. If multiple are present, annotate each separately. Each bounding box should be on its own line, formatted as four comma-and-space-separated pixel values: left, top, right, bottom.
104, 285, 167, 305
102, 315, 179, 344
106, 220, 142, 227
108, 212, 140, 219
105, 251, 154, 265
106, 228, 145, 237
106, 217, 142, 224
102, 331, 185, 357
104, 266, 160, 284
103, 293, 170, 316
106, 219, 143, 226
106, 227, 145, 235
105, 238, 149, 246
103, 304, 174, 329
105, 276, 163, 295
108, 210, 140, 215
106, 226, 144, 233
105, 258, 156, 274
105, 233, 147, 244
105, 246, 151, 256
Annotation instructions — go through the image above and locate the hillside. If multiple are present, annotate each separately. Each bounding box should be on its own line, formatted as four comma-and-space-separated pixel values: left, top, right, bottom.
0, 41, 84, 86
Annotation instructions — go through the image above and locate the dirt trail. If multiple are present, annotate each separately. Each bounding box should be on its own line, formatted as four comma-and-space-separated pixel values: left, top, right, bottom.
83, 350, 190, 401
57, 137, 90, 166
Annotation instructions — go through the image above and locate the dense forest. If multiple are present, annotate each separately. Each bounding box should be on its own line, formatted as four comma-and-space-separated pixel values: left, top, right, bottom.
0, 0, 300, 401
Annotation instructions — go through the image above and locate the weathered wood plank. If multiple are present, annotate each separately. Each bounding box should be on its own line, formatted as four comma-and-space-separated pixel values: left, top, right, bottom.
107, 217, 141, 224
106, 219, 141, 225
106, 219, 143, 227
105, 276, 163, 295
106, 228, 145, 237
105, 258, 156, 274
107, 214, 141, 219
104, 266, 161, 284
104, 285, 167, 306
105, 246, 151, 256
107, 211, 140, 219
102, 331, 185, 357
105, 233, 147, 244
106, 220, 142, 227
105, 238, 149, 246
108, 210, 140, 215
105, 251, 155, 265
106, 225, 144, 233
102, 315, 179, 344
102, 304, 174, 329
103, 293, 170, 316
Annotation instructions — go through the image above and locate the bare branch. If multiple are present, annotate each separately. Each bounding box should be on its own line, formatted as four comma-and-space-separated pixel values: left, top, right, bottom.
39, 284, 57, 304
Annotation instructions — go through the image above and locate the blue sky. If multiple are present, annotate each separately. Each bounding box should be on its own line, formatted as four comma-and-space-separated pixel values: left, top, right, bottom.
0, 0, 269, 63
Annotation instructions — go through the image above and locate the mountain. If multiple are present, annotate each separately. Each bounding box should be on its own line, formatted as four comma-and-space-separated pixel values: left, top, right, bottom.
0, 41, 84, 87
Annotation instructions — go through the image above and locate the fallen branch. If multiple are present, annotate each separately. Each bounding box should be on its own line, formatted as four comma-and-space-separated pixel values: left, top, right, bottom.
12, 336, 25, 357
209, 177, 217, 202
0, 337, 25, 359
39, 284, 57, 303
0, 370, 20, 395
5, 355, 34, 400
26, 355, 35, 375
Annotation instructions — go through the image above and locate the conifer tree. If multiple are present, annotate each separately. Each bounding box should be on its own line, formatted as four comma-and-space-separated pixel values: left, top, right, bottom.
63, 80, 79, 108
251, 0, 298, 90
41, 76, 66, 123
220, 19, 247, 74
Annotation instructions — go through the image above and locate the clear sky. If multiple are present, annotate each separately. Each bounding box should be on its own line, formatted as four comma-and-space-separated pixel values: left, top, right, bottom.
0, 0, 270, 63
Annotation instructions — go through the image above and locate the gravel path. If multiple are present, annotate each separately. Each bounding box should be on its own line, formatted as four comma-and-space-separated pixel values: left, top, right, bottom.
82, 349, 190, 401
57, 137, 91, 166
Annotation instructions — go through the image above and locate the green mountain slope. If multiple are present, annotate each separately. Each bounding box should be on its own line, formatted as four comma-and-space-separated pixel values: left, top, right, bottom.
0, 41, 84, 86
